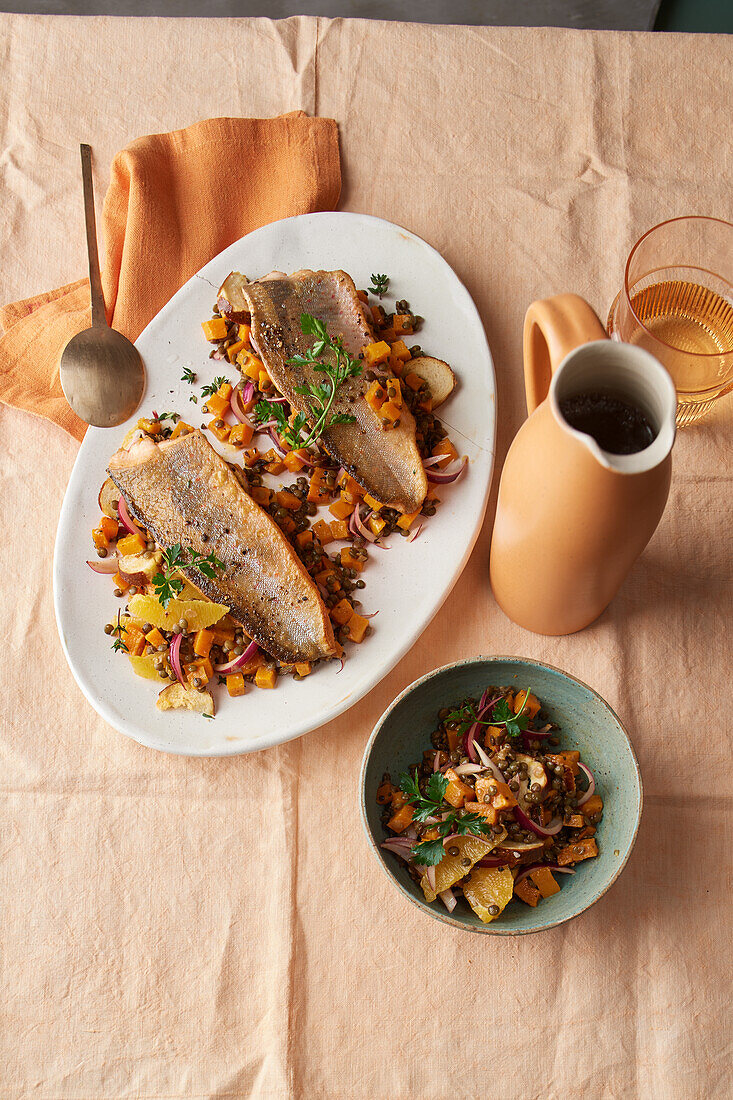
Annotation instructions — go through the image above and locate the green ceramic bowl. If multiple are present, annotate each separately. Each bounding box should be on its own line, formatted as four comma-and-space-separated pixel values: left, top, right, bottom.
360, 656, 642, 935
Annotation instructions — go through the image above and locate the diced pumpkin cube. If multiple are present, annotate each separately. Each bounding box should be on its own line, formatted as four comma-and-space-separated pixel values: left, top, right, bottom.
137, 417, 161, 436
363, 340, 391, 366
226, 331, 251, 361
330, 598, 354, 626
276, 490, 301, 512
186, 657, 214, 688
117, 532, 146, 556
238, 352, 265, 381
557, 838, 599, 866
418, 396, 433, 413
124, 623, 147, 657
265, 459, 286, 475
384, 377, 402, 407
112, 571, 129, 592
339, 547, 364, 573
404, 371, 424, 392
205, 388, 232, 418
329, 498, 354, 520
443, 767, 474, 808
312, 519, 334, 545
368, 513, 386, 537
393, 313, 413, 336
464, 800, 499, 826
145, 627, 166, 648
387, 804, 414, 834
226, 673, 247, 697
254, 664, 278, 690
484, 724, 504, 747
295, 529, 314, 549
580, 794, 603, 817
376, 780, 395, 805
564, 814, 587, 829
307, 468, 331, 504
99, 515, 118, 541
242, 447, 259, 466
294, 662, 312, 678
329, 519, 350, 540
92, 528, 109, 551
229, 421, 254, 447
446, 725, 463, 753
390, 338, 411, 362
193, 629, 214, 658
380, 327, 397, 343
379, 400, 402, 425
397, 508, 421, 530
362, 493, 383, 512
357, 289, 369, 303
529, 867, 561, 898
258, 369, 272, 391
344, 612, 369, 643
513, 690, 541, 718
249, 486, 272, 506
432, 439, 459, 468
278, 515, 297, 534
546, 751, 580, 776
365, 380, 387, 412
170, 420, 194, 440
201, 317, 228, 341
283, 449, 307, 473
514, 878, 541, 906
207, 418, 231, 442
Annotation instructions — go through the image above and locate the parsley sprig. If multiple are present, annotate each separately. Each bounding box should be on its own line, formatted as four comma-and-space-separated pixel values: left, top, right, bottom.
369, 273, 390, 298
110, 611, 128, 654
489, 689, 532, 738
254, 313, 363, 449
152, 543, 225, 609
397, 770, 493, 866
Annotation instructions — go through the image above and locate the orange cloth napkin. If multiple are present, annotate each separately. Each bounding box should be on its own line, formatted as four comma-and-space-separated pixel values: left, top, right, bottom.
0, 113, 340, 440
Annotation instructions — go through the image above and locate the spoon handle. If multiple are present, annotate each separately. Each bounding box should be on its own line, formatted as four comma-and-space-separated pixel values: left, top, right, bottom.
80, 143, 107, 329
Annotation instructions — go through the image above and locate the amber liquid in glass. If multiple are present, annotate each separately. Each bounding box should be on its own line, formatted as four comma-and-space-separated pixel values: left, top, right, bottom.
628, 279, 733, 356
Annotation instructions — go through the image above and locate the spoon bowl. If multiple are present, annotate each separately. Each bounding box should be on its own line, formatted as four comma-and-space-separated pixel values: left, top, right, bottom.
58, 144, 145, 427
60, 326, 145, 427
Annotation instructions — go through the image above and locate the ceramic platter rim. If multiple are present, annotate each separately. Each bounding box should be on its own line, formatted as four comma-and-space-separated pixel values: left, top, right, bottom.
53, 212, 496, 756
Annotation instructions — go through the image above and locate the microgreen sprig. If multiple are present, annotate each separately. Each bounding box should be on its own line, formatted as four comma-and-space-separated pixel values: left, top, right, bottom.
152, 543, 225, 609
369, 273, 390, 298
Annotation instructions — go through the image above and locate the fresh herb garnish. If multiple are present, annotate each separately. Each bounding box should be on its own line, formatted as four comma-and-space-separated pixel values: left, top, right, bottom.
181, 366, 197, 384
152, 543, 225, 609
490, 689, 532, 738
254, 313, 363, 449
369, 273, 390, 298
398, 768, 493, 866
201, 376, 228, 399
156, 411, 180, 423
110, 611, 129, 654
189, 394, 198, 404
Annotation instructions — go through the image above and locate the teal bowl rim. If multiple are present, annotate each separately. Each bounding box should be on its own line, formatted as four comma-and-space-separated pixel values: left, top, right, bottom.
359, 655, 643, 936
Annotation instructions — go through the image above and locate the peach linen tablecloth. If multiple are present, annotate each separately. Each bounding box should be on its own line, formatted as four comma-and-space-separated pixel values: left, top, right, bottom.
1, 15, 731, 1100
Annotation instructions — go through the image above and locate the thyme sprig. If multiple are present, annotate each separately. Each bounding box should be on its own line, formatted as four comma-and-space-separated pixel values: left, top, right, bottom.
110, 611, 129, 654
369, 273, 390, 298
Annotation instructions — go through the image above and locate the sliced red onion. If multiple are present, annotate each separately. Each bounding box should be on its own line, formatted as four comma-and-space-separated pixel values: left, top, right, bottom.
520, 728, 553, 743
407, 522, 423, 543
485, 759, 507, 784
442, 833, 460, 846
514, 805, 563, 837
438, 887, 457, 913
169, 633, 186, 687
267, 427, 286, 456
432, 751, 444, 774
426, 864, 437, 893
213, 639, 259, 673
426, 455, 468, 484
473, 741, 492, 768
463, 693, 503, 761
230, 387, 250, 424
453, 762, 486, 776
476, 857, 506, 868
117, 496, 141, 535
576, 762, 596, 807
495, 839, 544, 853
86, 556, 119, 574
255, 418, 278, 431
422, 454, 447, 468
351, 504, 379, 543
380, 839, 415, 863
514, 863, 576, 886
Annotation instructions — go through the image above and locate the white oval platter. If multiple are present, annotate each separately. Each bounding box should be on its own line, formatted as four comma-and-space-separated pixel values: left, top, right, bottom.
54, 212, 496, 755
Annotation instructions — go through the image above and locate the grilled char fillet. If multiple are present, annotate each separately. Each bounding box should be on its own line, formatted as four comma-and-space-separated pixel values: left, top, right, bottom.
108, 431, 338, 663
240, 269, 428, 514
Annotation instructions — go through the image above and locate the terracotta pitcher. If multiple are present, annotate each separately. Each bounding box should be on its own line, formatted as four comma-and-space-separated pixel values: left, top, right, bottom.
489, 294, 677, 635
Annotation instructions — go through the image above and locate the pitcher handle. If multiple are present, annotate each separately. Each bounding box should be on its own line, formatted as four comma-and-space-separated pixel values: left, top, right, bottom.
523, 294, 608, 414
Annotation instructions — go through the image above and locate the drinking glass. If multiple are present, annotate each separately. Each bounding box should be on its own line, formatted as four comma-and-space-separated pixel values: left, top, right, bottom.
607, 216, 733, 425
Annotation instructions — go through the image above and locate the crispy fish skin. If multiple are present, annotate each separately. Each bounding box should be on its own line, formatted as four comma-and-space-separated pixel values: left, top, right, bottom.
107, 431, 338, 663
240, 269, 428, 514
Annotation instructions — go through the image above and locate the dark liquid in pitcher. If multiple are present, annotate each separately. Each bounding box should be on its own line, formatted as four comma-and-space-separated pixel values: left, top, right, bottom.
559, 392, 656, 455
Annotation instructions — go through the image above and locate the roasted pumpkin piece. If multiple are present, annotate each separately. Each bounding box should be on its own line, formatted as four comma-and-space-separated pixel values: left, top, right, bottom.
514, 877, 541, 907
117, 532, 146, 557
463, 800, 500, 826
307, 467, 331, 504
329, 519, 350, 540
557, 837, 598, 865
363, 340, 391, 366
339, 547, 364, 573
443, 767, 475, 808
513, 690, 541, 718
170, 420, 195, 440
462, 866, 514, 923
201, 317, 228, 342
229, 421, 254, 447
283, 449, 308, 473
528, 867, 561, 898
311, 519, 334, 546
344, 612, 369, 643
580, 793, 603, 817
329, 497, 354, 520
365, 380, 387, 413
226, 672, 247, 697
392, 313, 413, 336
419, 835, 494, 902
431, 438, 459, 469
396, 508, 421, 530
390, 338, 411, 362
330, 598, 354, 626
254, 664, 278, 690
387, 804, 415, 834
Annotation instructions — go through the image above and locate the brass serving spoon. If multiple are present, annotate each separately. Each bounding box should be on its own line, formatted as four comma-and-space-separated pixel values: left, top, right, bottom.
59, 144, 145, 427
